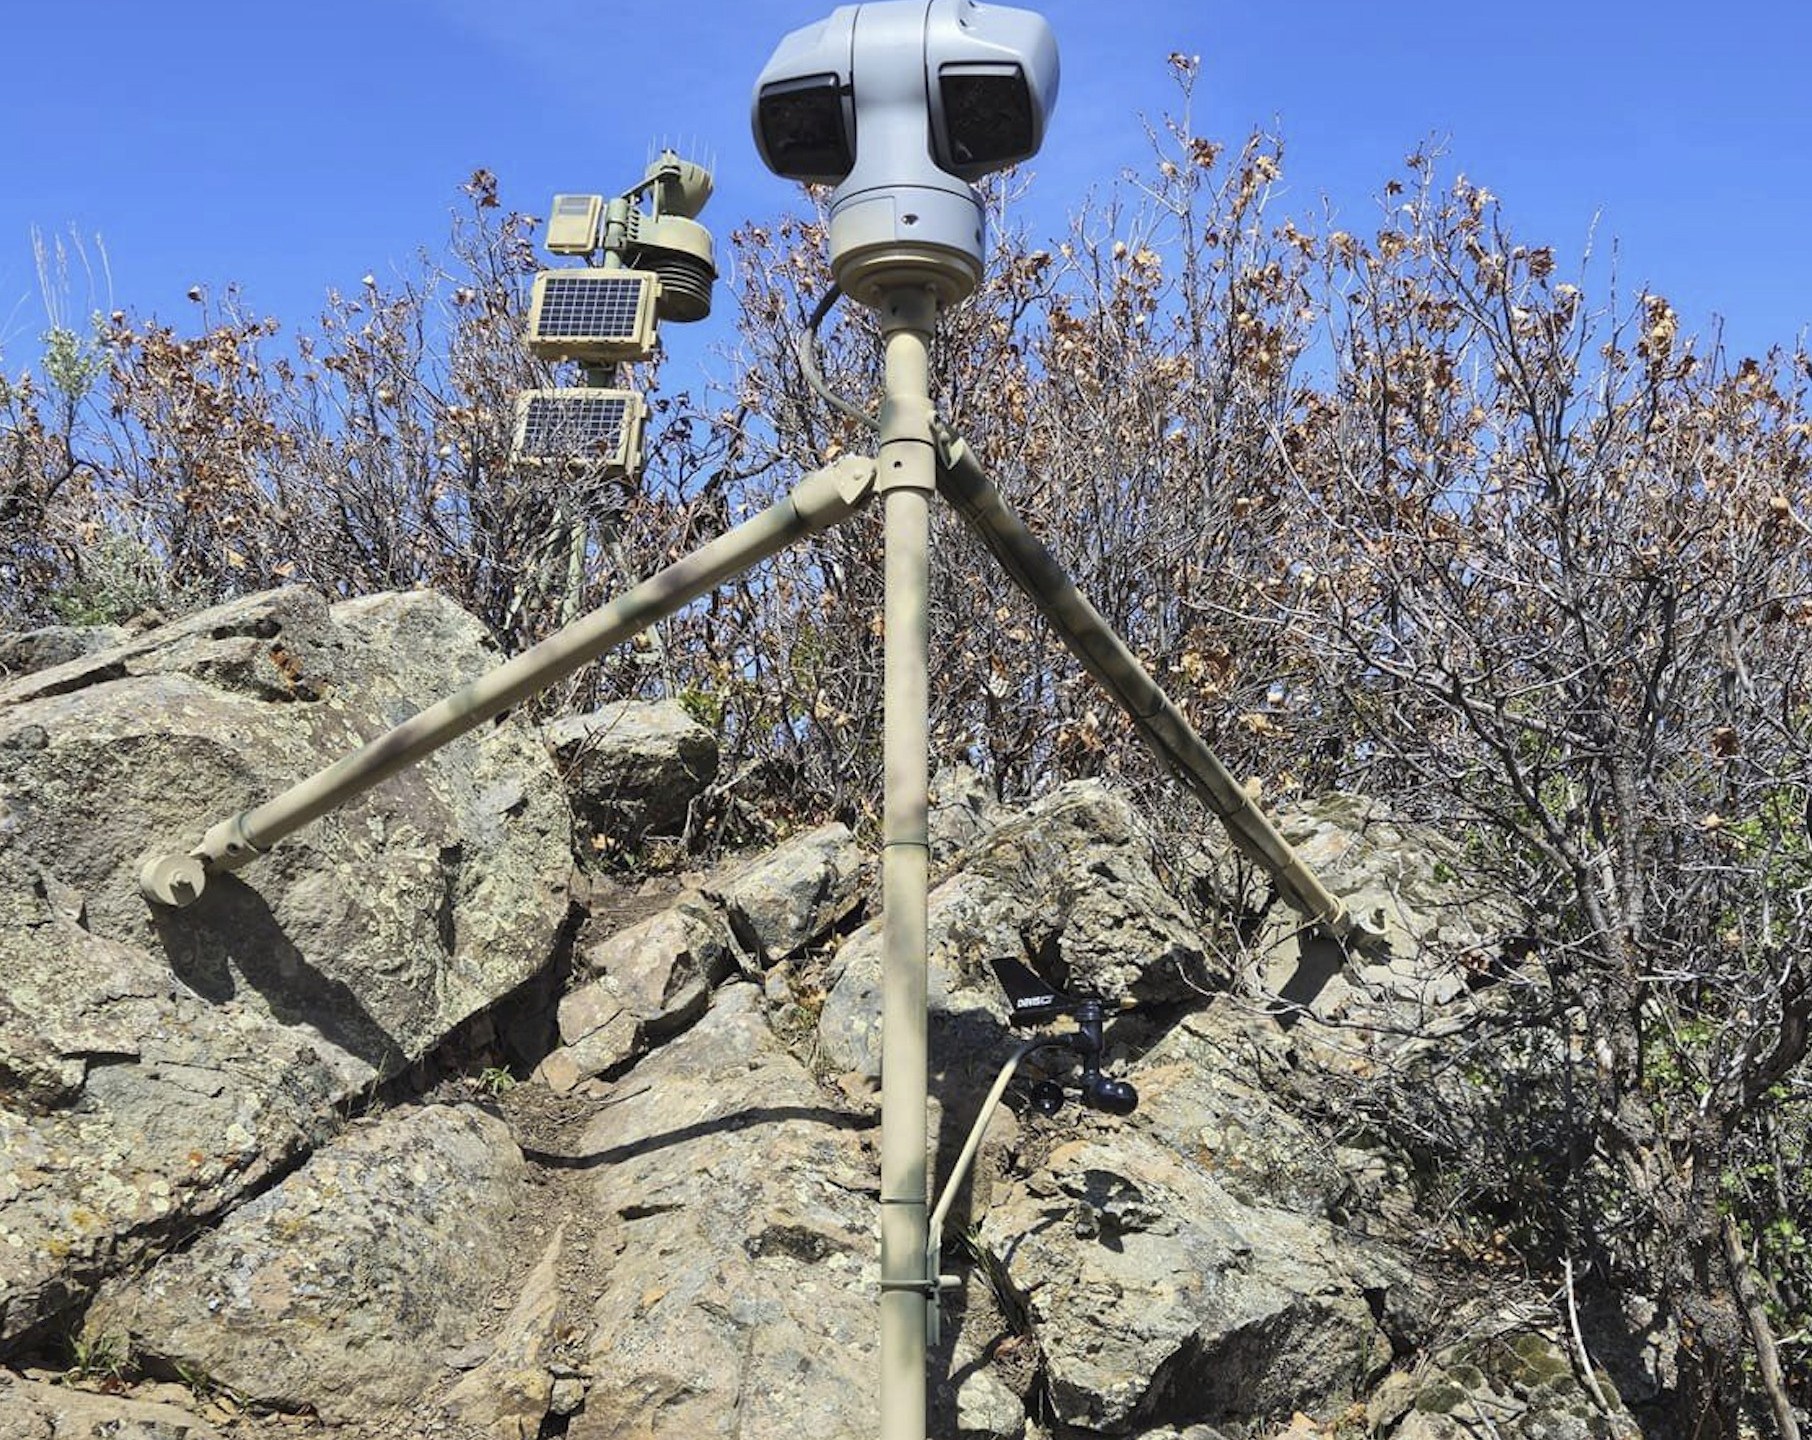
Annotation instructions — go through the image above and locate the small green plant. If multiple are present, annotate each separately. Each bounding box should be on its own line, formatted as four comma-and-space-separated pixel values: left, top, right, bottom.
675, 686, 725, 729
40, 324, 105, 405
63, 1328, 130, 1385
166, 1359, 253, 1414
46, 530, 197, 627
474, 1065, 516, 1096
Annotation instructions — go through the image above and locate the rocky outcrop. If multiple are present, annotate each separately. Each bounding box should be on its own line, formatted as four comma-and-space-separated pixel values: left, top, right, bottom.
971, 991, 1439, 1437
928, 764, 1009, 863
1377, 1329, 1639, 1439
84, 1104, 524, 1419
1247, 792, 1521, 1025
443, 1225, 570, 1440
544, 699, 718, 847
536, 822, 866, 1093
0, 594, 1643, 1440
0, 588, 570, 1346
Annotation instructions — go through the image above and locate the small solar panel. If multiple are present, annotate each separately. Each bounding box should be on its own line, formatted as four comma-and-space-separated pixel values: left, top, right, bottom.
511, 389, 648, 479
536, 275, 642, 340
526, 269, 659, 364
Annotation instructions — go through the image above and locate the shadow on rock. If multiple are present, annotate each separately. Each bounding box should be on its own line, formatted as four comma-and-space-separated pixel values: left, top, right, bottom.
151, 874, 402, 1073
520, 1101, 876, 1170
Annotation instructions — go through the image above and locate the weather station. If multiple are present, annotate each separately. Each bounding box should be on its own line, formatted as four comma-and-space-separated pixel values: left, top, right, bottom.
511, 149, 719, 480
137, 4, 1371, 1436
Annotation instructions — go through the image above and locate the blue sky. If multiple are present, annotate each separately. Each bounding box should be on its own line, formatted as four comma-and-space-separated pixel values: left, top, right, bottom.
4, 0, 1808, 380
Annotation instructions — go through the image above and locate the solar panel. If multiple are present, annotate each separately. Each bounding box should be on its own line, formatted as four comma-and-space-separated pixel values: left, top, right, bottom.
535, 274, 642, 340
511, 389, 648, 479
526, 269, 660, 364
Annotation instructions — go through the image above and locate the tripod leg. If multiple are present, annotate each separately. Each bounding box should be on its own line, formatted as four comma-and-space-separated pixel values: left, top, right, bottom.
141, 456, 877, 907
934, 430, 1361, 943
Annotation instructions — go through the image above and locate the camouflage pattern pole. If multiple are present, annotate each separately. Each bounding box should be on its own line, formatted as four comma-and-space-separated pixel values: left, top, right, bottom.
139, 456, 878, 908
934, 428, 1363, 943
875, 285, 939, 1440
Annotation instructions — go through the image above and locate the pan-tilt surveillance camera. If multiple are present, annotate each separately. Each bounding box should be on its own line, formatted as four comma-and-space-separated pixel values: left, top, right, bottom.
752, 0, 1059, 308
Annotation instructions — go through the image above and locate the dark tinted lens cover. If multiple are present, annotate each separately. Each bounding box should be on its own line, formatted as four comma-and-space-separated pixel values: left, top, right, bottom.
939, 63, 1034, 169
757, 76, 855, 181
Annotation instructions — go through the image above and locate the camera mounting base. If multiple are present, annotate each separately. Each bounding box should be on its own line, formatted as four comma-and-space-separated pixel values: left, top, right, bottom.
831, 186, 985, 309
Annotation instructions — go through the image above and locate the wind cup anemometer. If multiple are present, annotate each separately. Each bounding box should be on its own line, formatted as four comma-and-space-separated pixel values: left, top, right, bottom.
990, 954, 1140, 1117
918, 950, 1141, 1349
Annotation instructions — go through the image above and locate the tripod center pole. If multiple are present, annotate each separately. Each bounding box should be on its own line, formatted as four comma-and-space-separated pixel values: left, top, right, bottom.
876, 283, 940, 1440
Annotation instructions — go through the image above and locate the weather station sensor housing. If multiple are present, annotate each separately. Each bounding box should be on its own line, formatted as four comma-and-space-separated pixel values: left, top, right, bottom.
545, 193, 605, 255
526, 268, 663, 365
753, 0, 1058, 308
511, 388, 650, 479
621, 153, 717, 323
540, 156, 719, 326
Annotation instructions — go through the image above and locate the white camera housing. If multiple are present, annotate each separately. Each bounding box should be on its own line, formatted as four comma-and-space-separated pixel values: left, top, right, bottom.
753, 0, 1059, 307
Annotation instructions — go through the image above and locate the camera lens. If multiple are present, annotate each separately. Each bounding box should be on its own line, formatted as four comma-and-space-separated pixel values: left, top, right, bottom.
756, 75, 854, 183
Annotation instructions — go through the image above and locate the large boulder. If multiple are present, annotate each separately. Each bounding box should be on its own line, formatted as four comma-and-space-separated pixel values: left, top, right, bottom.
0, 623, 132, 679
704, 821, 865, 965
925, 994, 1428, 1438
543, 699, 718, 848
977, 1119, 1417, 1435
539, 893, 735, 1092
84, 1104, 524, 1419
0, 588, 570, 1348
